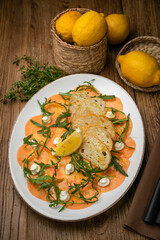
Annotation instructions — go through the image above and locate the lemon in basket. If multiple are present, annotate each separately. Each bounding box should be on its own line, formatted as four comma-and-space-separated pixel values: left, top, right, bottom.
72, 11, 107, 47
106, 14, 130, 45
56, 11, 82, 43
117, 50, 160, 87
54, 128, 82, 156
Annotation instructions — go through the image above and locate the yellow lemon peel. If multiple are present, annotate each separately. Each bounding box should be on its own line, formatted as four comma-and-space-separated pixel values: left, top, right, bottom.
55, 11, 82, 43
72, 11, 107, 47
118, 50, 160, 87
105, 14, 130, 45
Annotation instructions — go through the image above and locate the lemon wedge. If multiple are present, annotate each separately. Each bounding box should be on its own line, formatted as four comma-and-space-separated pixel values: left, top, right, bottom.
54, 128, 82, 156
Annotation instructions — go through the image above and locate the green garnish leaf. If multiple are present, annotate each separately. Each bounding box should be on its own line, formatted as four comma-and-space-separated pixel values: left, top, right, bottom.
111, 155, 128, 177
118, 114, 130, 143
98, 94, 115, 100
112, 118, 128, 125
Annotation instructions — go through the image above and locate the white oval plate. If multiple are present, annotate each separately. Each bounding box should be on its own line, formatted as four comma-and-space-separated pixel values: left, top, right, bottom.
9, 74, 145, 221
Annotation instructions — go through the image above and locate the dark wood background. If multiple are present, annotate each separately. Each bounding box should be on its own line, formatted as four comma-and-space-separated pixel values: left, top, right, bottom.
0, 0, 159, 239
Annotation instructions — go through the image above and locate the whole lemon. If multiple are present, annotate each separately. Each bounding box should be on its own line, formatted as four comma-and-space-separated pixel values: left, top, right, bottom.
106, 14, 130, 45
56, 11, 82, 43
117, 51, 160, 87
72, 11, 107, 47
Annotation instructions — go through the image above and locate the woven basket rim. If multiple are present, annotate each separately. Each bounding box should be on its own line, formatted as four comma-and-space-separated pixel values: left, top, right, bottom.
115, 36, 160, 92
50, 8, 108, 51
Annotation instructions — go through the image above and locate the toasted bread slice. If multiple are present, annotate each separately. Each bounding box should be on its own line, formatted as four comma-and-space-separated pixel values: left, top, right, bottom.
82, 125, 113, 151
69, 90, 88, 117
72, 114, 115, 139
78, 134, 111, 170
72, 97, 106, 120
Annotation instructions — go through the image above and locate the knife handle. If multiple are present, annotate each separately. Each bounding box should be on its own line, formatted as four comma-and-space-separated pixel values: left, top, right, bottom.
144, 178, 160, 224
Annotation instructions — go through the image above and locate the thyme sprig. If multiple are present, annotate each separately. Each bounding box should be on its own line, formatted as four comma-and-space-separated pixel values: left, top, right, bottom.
1, 55, 66, 103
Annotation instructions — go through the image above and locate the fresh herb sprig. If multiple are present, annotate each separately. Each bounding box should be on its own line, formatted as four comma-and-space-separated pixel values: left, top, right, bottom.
59, 79, 115, 101
106, 107, 125, 115
1, 55, 66, 103
111, 155, 128, 177
116, 131, 135, 150
37, 98, 55, 116
118, 114, 130, 143
22, 152, 35, 177
97, 94, 115, 100
112, 117, 128, 125
76, 80, 99, 93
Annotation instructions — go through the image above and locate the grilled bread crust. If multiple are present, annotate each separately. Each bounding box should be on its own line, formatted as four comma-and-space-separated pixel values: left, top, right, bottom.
72, 97, 105, 121
78, 134, 111, 170
82, 125, 113, 151
72, 114, 115, 139
69, 90, 88, 118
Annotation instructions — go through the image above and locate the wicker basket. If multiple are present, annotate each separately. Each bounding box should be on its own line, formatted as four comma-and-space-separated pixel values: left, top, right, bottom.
115, 36, 160, 92
51, 8, 108, 74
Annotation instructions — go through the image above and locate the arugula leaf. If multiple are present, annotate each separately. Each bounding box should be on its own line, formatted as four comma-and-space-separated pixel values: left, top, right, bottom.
112, 118, 128, 125
111, 155, 128, 177
106, 107, 125, 115
75, 79, 99, 94
37, 98, 55, 116
118, 114, 130, 143
22, 152, 35, 177
98, 94, 115, 100
34, 160, 55, 176
59, 90, 73, 100
115, 132, 135, 149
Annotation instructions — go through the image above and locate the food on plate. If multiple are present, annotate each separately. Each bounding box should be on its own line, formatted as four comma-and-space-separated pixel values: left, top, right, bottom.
117, 50, 160, 87
72, 97, 106, 120
72, 11, 107, 46
69, 90, 88, 118
55, 11, 82, 43
78, 134, 111, 170
72, 114, 115, 139
17, 80, 135, 212
105, 14, 130, 44
54, 128, 82, 156
82, 125, 113, 151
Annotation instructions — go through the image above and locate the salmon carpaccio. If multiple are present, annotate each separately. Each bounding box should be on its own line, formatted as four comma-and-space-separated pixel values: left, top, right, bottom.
17, 88, 136, 210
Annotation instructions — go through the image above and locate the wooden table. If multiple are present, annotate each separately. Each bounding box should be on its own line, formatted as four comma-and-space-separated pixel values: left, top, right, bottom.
0, 0, 159, 239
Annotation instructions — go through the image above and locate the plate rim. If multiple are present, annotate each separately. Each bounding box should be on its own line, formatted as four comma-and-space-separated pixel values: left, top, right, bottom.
9, 73, 145, 221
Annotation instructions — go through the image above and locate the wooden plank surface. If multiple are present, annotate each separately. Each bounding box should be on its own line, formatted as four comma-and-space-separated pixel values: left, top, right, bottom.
0, 0, 159, 239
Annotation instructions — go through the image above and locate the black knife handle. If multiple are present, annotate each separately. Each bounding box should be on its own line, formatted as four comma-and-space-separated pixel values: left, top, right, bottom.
144, 178, 160, 224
